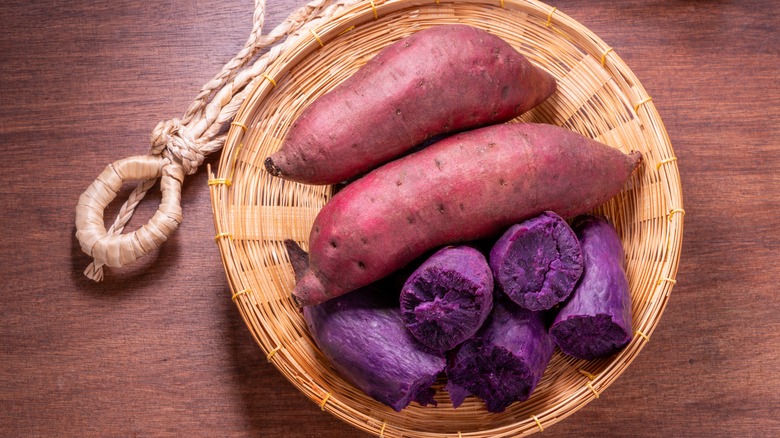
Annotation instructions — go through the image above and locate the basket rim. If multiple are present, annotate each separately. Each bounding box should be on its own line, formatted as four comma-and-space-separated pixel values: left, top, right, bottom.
209, 0, 684, 436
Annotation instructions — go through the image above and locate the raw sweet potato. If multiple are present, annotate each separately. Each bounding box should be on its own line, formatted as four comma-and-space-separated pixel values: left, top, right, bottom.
400, 245, 494, 351
264, 24, 556, 184
445, 296, 555, 413
301, 275, 446, 412
489, 211, 583, 311
290, 123, 642, 307
549, 215, 633, 360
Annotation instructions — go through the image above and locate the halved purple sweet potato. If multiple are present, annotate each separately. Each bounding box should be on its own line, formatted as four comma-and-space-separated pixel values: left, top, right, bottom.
550, 215, 633, 360
400, 245, 493, 351
489, 211, 583, 311
445, 297, 555, 413
293, 238, 446, 412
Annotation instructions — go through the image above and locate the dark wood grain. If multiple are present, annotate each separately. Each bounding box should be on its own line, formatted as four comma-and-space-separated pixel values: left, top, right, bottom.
1, 0, 778, 436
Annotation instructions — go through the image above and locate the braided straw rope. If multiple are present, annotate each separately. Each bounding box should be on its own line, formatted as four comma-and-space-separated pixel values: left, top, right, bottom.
75, 0, 362, 281
209, 0, 683, 437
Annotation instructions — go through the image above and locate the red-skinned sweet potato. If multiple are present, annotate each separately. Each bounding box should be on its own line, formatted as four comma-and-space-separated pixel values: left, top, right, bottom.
290, 123, 642, 307
264, 24, 556, 185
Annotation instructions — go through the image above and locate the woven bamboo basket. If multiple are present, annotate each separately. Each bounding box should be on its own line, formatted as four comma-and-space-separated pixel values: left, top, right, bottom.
208, 0, 684, 436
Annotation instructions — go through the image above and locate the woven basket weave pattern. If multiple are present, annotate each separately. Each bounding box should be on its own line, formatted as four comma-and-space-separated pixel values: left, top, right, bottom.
209, 1, 683, 436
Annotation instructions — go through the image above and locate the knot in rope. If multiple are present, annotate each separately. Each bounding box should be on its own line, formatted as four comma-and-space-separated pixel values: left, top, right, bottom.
151, 118, 204, 176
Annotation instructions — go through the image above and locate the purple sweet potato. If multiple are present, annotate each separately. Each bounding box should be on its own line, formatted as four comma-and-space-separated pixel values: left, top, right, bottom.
550, 215, 633, 360
489, 211, 583, 311
290, 123, 641, 307
301, 275, 446, 412
445, 297, 555, 413
400, 246, 494, 351
264, 24, 556, 185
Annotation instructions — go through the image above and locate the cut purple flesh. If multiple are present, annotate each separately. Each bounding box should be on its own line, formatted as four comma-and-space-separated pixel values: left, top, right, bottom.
303, 283, 446, 411
401, 246, 494, 351
444, 381, 471, 409
550, 215, 633, 360
446, 297, 555, 413
489, 211, 583, 311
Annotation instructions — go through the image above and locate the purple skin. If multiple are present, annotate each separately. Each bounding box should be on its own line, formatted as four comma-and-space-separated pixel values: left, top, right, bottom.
550, 215, 633, 360
445, 297, 555, 413
303, 282, 446, 412
400, 246, 494, 351
489, 211, 583, 311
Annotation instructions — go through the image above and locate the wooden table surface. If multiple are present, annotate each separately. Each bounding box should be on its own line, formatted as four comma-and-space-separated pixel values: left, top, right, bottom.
2, 0, 778, 436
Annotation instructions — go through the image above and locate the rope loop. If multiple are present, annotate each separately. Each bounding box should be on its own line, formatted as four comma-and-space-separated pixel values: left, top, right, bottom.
75, 155, 183, 281
74, 0, 365, 281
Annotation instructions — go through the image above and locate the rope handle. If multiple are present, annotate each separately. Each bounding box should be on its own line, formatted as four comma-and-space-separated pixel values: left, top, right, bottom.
74, 0, 362, 281
75, 155, 183, 281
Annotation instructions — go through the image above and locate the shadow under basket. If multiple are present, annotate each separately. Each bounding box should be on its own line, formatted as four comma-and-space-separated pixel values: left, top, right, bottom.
208, 0, 684, 436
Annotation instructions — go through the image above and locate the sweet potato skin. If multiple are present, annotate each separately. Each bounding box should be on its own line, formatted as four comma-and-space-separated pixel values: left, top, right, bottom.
303, 283, 446, 412
265, 24, 556, 184
549, 215, 633, 360
292, 123, 642, 307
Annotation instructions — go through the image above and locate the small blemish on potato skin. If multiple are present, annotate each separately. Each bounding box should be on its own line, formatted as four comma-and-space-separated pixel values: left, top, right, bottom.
459, 203, 465, 211
435, 159, 443, 170
358, 261, 366, 269
499, 178, 507, 187
437, 204, 445, 213
407, 215, 415, 224
330, 240, 338, 248
396, 180, 402, 186
361, 237, 368, 244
